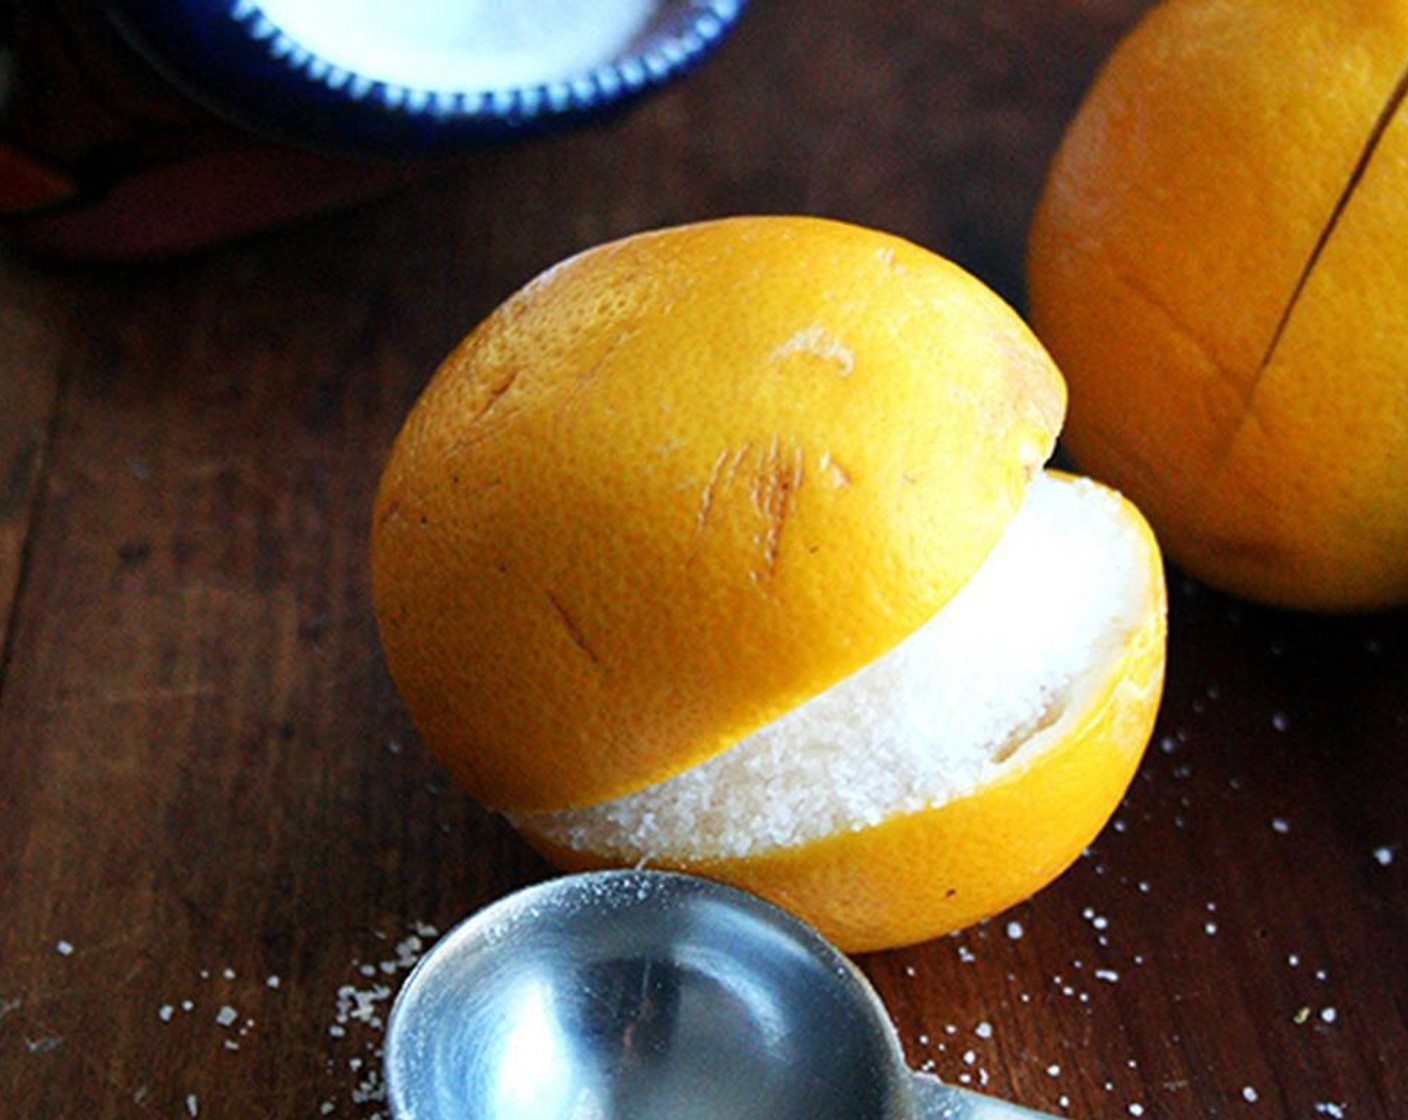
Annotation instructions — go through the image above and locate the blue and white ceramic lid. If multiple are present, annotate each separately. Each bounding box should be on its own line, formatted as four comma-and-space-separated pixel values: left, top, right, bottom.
100, 0, 749, 153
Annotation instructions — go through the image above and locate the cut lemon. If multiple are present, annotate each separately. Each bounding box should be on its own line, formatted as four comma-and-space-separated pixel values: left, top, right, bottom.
1028, 0, 1408, 610
371, 216, 1166, 950
518, 472, 1166, 951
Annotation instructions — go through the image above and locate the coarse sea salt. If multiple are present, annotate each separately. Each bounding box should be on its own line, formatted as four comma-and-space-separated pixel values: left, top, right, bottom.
525, 474, 1149, 859
253, 0, 657, 92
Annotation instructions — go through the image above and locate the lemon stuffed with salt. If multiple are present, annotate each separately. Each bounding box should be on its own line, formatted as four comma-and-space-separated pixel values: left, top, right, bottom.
371, 216, 1166, 952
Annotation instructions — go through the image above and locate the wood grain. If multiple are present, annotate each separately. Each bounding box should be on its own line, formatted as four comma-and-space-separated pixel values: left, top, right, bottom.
1, 3, 1404, 1118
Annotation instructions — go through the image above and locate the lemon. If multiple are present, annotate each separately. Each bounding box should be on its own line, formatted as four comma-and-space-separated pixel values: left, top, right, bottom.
1028, 0, 1408, 610
372, 216, 1166, 950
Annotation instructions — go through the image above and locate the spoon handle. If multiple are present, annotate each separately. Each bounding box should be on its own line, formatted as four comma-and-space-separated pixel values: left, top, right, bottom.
911, 1071, 1062, 1120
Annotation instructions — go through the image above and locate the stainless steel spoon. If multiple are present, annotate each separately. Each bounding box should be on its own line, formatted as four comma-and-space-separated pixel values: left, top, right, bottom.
384, 869, 1061, 1120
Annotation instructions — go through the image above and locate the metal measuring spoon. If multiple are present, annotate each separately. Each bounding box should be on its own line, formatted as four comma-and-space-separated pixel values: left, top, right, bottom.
385, 869, 1060, 1120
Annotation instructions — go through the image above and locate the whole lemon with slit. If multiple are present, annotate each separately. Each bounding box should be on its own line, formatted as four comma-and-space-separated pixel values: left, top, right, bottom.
1028, 0, 1408, 611
372, 216, 1166, 951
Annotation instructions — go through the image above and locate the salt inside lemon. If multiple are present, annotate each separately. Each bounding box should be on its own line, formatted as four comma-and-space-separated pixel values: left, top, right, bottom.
520, 471, 1150, 861
372, 216, 1168, 950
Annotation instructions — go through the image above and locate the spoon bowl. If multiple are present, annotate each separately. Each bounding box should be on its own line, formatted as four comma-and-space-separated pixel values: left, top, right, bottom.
385, 870, 1059, 1120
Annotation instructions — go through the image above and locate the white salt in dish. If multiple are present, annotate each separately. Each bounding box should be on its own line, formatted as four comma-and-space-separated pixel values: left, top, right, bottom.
520, 472, 1149, 860
123, 1, 751, 155
254, 0, 660, 91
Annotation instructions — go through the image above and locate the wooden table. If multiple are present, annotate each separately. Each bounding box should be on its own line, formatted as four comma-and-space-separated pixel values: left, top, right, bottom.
2, 3, 1405, 1117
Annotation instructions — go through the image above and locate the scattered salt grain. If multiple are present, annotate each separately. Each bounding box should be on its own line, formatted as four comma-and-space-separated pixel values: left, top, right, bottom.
1047, 1064, 1062, 1077
975, 1021, 994, 1039
1373, 846, 1394, 866
1095, 969, 1120, 983
1006, 920, 1024, 940
158, 1005, 174, 1023
267, 975, 282, 989
1128, 1104, 1144, 1117
24, 1035, 63, 1053
216, 1005, 239, 1028
1242, 1085, 1259, 1103
1271, 711, 1290, 732
186, 1094, 199, 1117
55, 940, 73, 956
1320, 1006, 1338, 1024
1315, 1103, 1346, 1118
1271, 817, 1290, 834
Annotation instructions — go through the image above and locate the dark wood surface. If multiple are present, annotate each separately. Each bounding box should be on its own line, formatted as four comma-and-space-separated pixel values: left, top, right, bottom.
3, 3, 1405, 1117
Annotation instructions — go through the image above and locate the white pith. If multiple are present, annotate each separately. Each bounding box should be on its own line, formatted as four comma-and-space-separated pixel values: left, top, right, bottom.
517, 472, 1150, 861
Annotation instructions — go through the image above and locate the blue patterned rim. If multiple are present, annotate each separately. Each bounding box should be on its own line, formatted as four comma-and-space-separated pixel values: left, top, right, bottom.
102, 0, 749, 154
